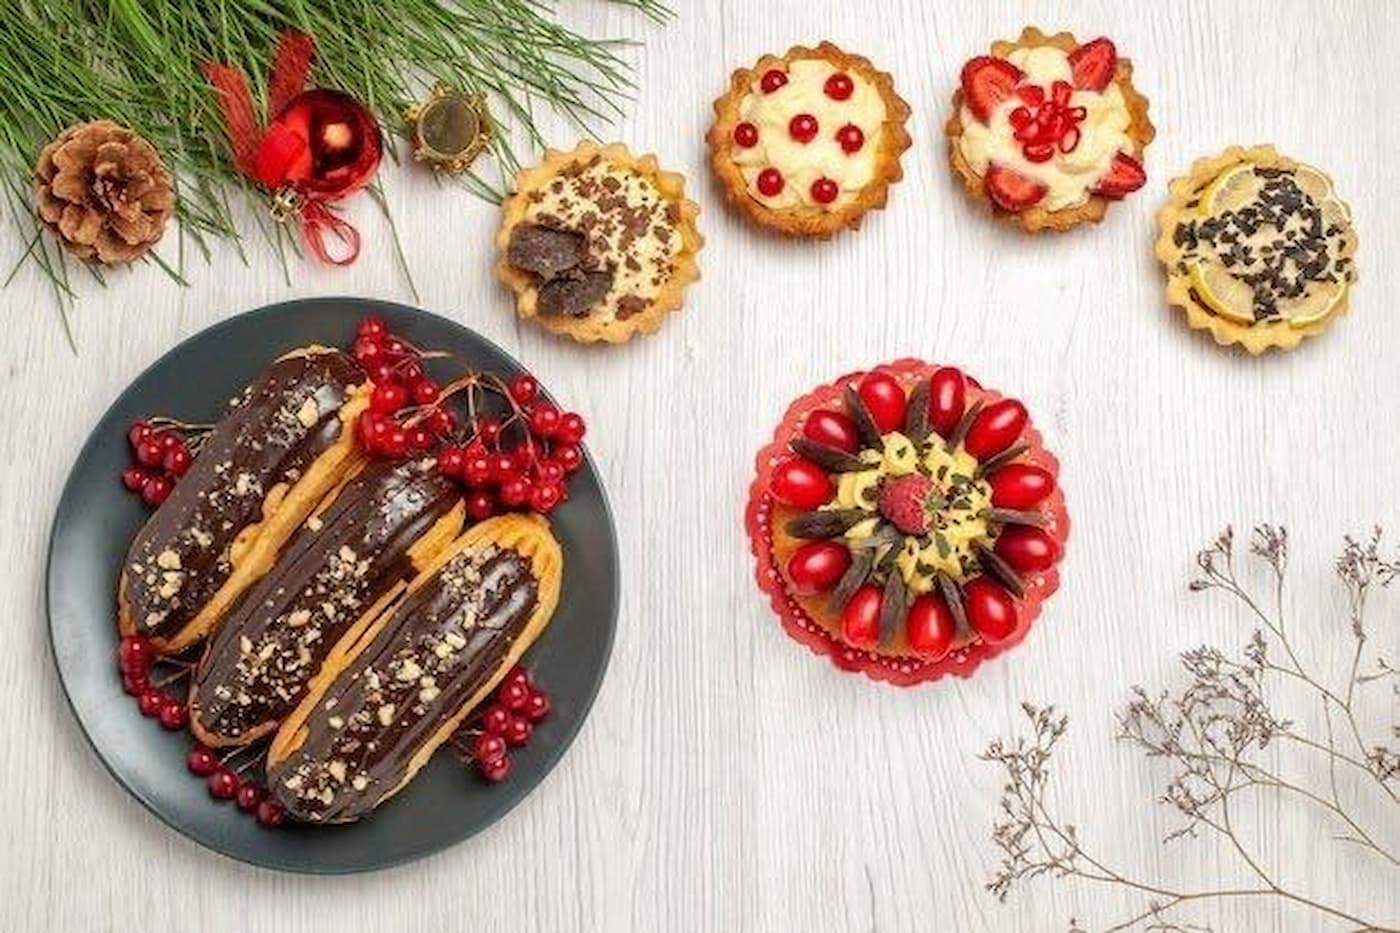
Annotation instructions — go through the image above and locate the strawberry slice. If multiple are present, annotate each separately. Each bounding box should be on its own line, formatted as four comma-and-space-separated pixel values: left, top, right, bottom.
1067, 37, 1117, 91
1091, 153, 1146, 198
985, 163, 1046, 212
961, 56, 1024, 123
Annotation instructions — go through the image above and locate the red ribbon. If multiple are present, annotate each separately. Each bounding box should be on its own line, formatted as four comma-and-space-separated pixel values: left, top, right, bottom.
203, 32, 362, 265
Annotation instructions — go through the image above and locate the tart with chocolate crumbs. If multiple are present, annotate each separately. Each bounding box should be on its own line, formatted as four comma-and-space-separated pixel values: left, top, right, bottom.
496, 140, 702, 344
947, 27, 1154, 232
1155, 145, 1358, 353
707, 42, 912, 238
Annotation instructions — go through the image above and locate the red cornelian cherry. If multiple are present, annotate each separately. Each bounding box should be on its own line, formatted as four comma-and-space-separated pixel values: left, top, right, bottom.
480, 754, 512, 783
256, 799, 286, 827
760, 68, 788, 93
480, 704, 512, 736
732, 122, 759, 148
810, 178, 839, 204
756, 167, 785, 197
503, 716, 533, 747
472, 733, 507, 765
788, 113, 819, 143
208, 768, 240, 800
186, 746, 219, 777
824, 72, 854, 100
836, 124, 865, 154
508, 374, 539, 404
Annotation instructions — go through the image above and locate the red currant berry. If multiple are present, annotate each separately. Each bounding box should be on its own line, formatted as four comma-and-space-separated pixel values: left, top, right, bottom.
478, 418, 503, 445
498, 679, 530, 711
490, 453, 517, 483
357, 412, 392, 453
463, 455, 494, 487
158, 432, 183, 452
371, 382, 408, 415
523, 689, 551, 722
529, 482, 562, 513
236, 782, 265, 812
186, 746, 219, 777
502, 666, 532, 691
479, 754, 512, 783
120, 466, 148, 492
356, 315, 388, 340
135, 438, 165, 468
465, 490, 497, 521
437, 445, 466, 478
788, 113, 819, 143
508, 374, 539, 405
127, 421, 153, 450
208, 768, 240, 800
836, 124, 865, 154
384, 337, 410, 358
369, 361, 397, 385
756, 167, 784, 197
138, 689, 165, 717
472, 733, 507, 765
510, 439, 538, 471
408, 426, 434, 452
503, 716, 532, 747
480, 704, 512, 736
732, 122, 759, 147
412, 379, 440, 406
528, 403, 560, 438
554, 412, 586, 445
117, 635, 153, 674
535, 460, 565, 485
759, 68, 788, 93
162, 444, 192, 477
553, 444, 583, 473
810, 178, 840, 204
256, 799, 286, 827
382, 427, 410, 459
158, 700, 188, 731
824, 72, 854, 100
499, 477, 530, 508
141, 476, 173, 507
400, 360, 425, 385
121, 672, 149, 696
425, 407, 455, 437
353, 336, 384, 365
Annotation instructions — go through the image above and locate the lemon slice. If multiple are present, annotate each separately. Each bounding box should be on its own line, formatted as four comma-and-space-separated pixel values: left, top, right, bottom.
1188, 261, 1257, 324
1202, 163, 1263, 215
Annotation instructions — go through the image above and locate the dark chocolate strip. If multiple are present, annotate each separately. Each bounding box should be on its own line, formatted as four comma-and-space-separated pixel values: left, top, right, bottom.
784, 509, 867, 539
903, 378, 931, 444
789, 438, 866, 472
843, 385, 883, 448
973, 544, 1025, 598
827, 549, 873, 614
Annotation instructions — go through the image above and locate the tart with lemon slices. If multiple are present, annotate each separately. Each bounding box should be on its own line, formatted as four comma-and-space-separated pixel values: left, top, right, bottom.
1155, 146, 1358, 353
947, 28, 1154, 232
746, 360, 1069, 685
707, 42, 912, 238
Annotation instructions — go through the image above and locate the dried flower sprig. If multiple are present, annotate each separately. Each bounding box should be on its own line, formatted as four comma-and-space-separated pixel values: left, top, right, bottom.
984, 525, 1400, 932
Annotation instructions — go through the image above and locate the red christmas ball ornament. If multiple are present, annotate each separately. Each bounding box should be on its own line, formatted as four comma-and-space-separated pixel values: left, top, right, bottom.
252, 89, 382, 199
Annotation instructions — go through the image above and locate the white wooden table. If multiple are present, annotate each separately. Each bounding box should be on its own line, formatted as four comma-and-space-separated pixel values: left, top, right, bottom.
3, 2, 1398, 930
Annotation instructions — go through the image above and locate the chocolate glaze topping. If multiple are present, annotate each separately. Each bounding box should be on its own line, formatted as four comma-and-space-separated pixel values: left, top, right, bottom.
122, 350, 363, 643
269, 543, 538, 822
191, 458, 460, 742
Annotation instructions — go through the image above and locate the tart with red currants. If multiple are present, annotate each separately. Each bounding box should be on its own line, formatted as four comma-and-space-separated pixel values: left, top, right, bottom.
747, 360, 1069, 684
707, 42, 912, 238
947, 27, 1154, 232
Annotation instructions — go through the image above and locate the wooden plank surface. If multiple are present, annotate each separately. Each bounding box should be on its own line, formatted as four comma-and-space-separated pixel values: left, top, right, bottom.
2, 1, 1397, 930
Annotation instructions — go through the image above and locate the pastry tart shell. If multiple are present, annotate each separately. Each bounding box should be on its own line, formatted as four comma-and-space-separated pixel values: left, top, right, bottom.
945, 27, 1155, 234
707, 42, 912, 239
1153, 144, 1357, 354
495, 140, 703, 345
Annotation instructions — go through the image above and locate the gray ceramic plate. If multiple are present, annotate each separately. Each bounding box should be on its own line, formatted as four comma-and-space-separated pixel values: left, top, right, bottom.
47, 297, 618, 873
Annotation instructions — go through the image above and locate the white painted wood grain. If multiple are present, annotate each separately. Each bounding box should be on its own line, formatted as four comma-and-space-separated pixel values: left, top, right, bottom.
2, 1, 1397, 930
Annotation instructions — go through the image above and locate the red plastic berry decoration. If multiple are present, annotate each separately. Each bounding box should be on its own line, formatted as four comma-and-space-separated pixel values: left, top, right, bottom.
117, 635, 153, 674
208, 768, 240, 800
963, 577, 1019, 644
857, 371, 907, 433
465, 491, 497, 521
412, 379, 440, 406
256, 799, 286, 827
759, 68, 788, 93
824, 71, 854, 100
770, 458, 834, 510
158, 699, 188, 731
529, 403, 560, 439
137, 688, 165, 717
927, 367, 967, 438
236, 783, 266, 813
810, 178, 839, 205
508, 374, 539, 404
141, 475, 173, 508
835, 124, 865, 154
120, 466, 148, 492
479, 754, 512, 783
135, 437, 165, 468
523, 689, 551, 722
732, 122, 759, 148
839, 585, 883, 649
186, 746, 219, 777
788, 113, 819, 143
162, 444, 192, 477
964, 400, 1028, 460
498, 679, 530, 712
906, 594, 956, 659
503, 716, 532, 748
370, 382, 408, 415
530, 482, 563, 514
756, 167, 785, 197
988, 463, 1055, 509
472, 733, 507, 765
802, 409, 861, 454
480, 704, 512, 736
994, 525, 1061, 573
785, 541, 852, 595
554, 412, 586, 445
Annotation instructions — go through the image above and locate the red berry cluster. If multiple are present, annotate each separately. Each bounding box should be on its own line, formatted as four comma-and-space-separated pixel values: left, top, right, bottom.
120, 421, 199, 508
117, 635, 189, 730
1008, 80, 1087, 163
351, 316, 454, 459
185, 745, 285, 827
464, 665, 551, 783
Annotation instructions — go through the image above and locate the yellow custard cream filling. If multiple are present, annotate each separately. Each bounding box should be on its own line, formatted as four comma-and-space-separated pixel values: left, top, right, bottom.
958, 46, 1131, 211
733, 59, 885, 210
834, 432, 992, 592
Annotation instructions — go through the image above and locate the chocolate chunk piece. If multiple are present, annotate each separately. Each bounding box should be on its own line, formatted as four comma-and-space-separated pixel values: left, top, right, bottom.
507, 223, 588, 279
537, 269, 614, 317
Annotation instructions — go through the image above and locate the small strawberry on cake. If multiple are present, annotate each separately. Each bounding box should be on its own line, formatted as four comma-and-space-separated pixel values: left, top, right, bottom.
946, 27, 1154, 232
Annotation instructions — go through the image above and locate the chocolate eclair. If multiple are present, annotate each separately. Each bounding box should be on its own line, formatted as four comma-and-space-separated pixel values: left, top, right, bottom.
118, 347, 371, 655
267, 514, 562, 822
188, 457, 466, 747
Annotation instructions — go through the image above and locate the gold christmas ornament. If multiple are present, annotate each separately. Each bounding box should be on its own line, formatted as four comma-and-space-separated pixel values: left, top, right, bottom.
404, 84, 493, 174
33, 120, 174, 264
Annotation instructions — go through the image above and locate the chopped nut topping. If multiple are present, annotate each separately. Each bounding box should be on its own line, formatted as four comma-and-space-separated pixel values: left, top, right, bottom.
377, 704, 396, 726
296, 397, 321, 428
156, 549, 182, 571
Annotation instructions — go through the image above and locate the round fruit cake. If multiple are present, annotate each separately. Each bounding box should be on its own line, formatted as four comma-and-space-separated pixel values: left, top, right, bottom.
747, 360, 1069, 685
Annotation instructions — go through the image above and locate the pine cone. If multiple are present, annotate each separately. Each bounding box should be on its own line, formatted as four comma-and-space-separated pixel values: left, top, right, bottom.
34, 120, 174, 264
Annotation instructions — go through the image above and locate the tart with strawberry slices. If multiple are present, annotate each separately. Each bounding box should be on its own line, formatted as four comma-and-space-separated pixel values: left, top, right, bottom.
708, 42, 912, 238
746, 360, 1069, 685
1155, 145, 1358, 353
947, 28, 1153, 232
